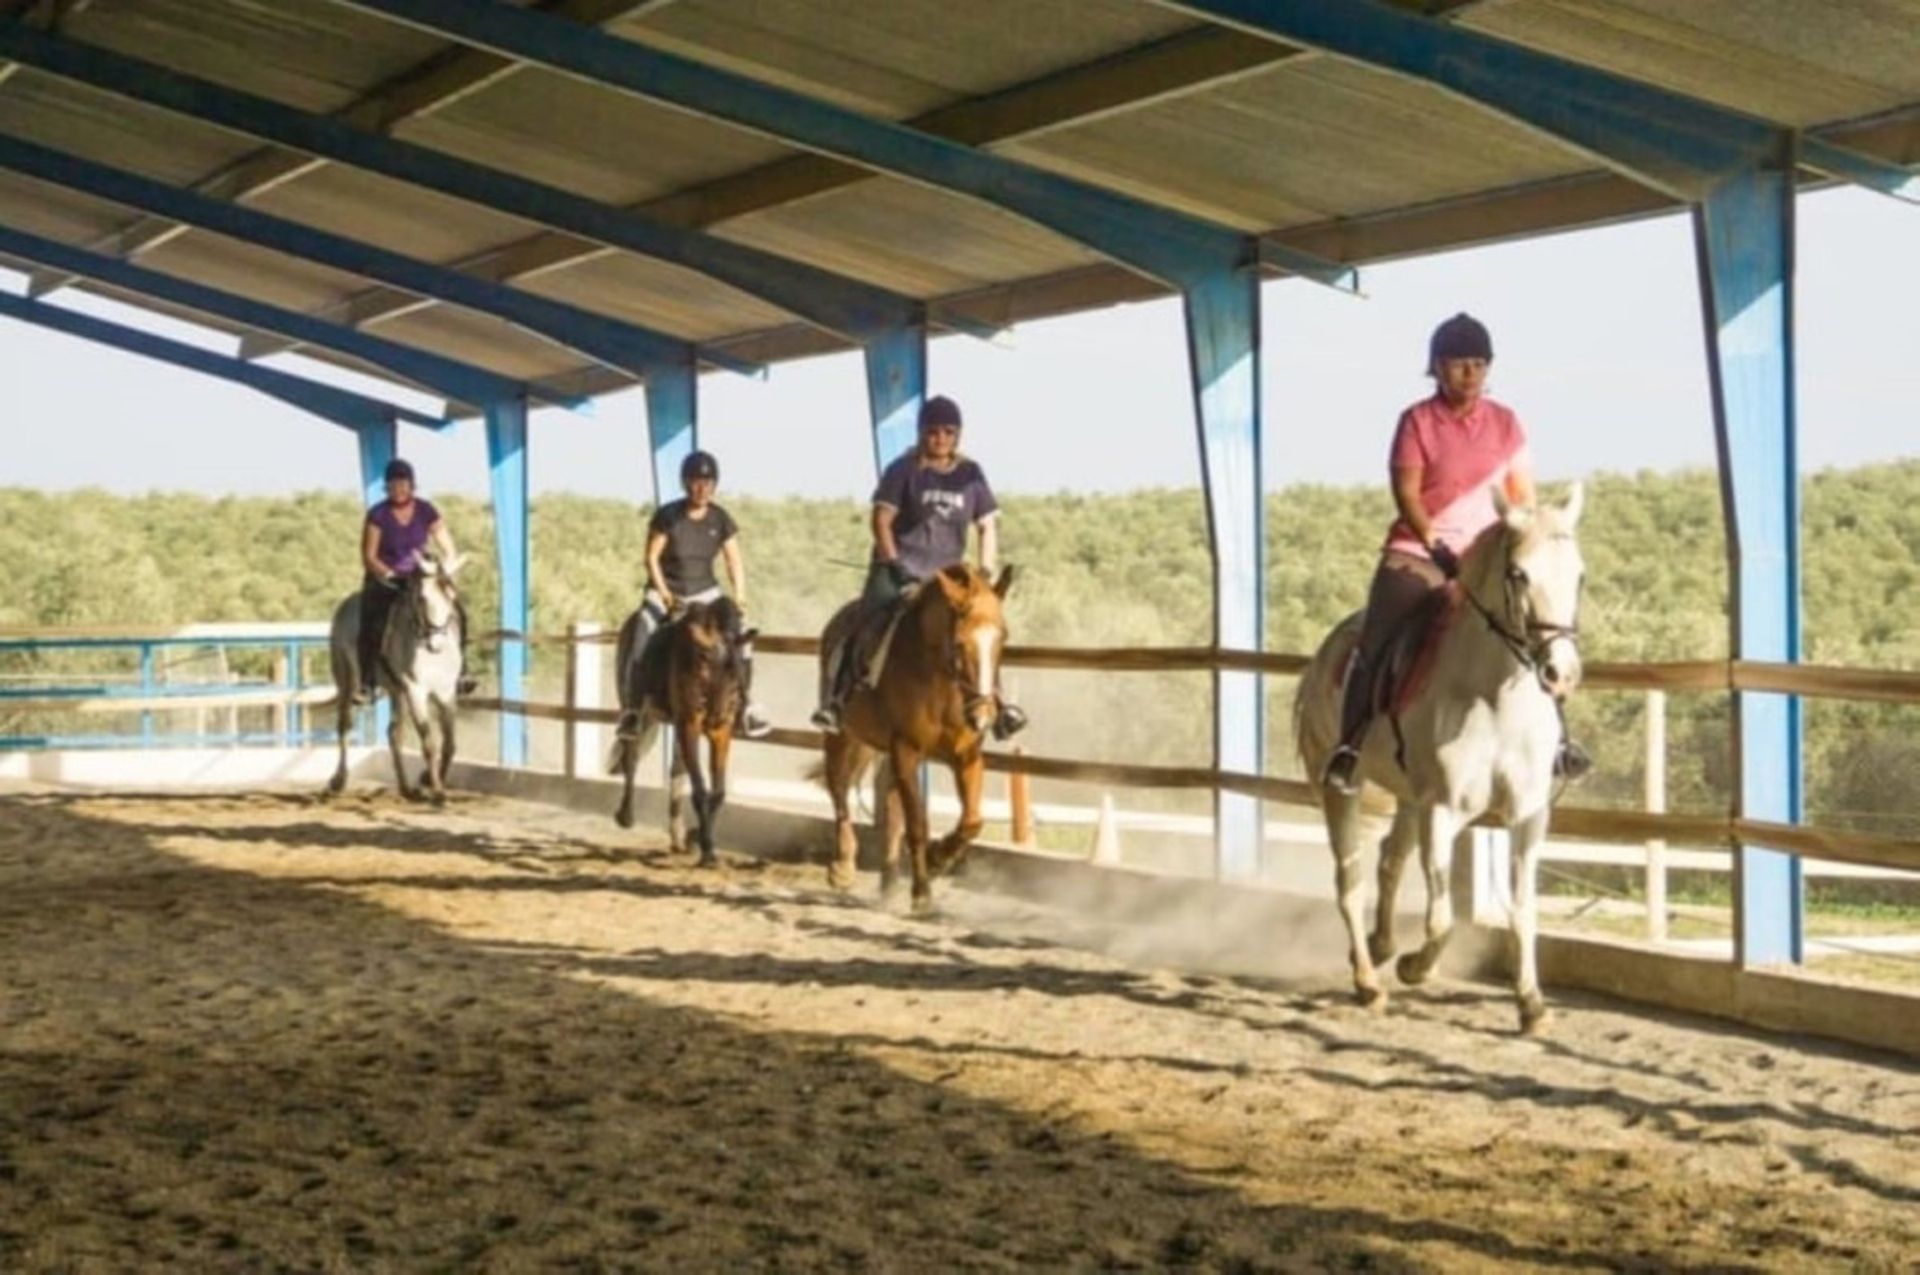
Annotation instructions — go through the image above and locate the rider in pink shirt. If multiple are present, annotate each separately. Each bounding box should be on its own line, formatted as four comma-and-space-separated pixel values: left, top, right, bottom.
1322, 314, 1589, 793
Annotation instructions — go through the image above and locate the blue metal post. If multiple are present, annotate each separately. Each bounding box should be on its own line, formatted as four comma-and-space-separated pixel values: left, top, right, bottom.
138, 642, 155, 745
1184, 270, 1265, 882
355, 417, 398, 742
486, 397, 532, 768
284, 639, 303, 745
642, 361, 698, 507
1694, 161, 1804, 966
864, 325, 927, 474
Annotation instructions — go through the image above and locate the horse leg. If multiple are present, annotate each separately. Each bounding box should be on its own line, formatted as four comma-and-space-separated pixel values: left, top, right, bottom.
328, 690, 352, 795
437, 698, 456, 789
1368, 804, 1419, 966
824, 733, 861, 891
414, 695, 444, 805
697, 724, 731, 868
389, 697, 420, 802
1508, 806, 1552, 1035
879, 776, 906, 903
1324, 789, 1384, 1010
668, 731, 691, 854
929, 753, 984, 878
890, 741, 932, 915
1397, 804, 1460, 986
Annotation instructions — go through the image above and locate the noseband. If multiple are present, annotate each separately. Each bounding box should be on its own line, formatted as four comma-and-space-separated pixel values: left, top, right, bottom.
1459, 537, 1580, 693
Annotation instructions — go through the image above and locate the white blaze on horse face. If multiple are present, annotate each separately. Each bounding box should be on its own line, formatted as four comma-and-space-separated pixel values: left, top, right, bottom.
971, 626, 998, 705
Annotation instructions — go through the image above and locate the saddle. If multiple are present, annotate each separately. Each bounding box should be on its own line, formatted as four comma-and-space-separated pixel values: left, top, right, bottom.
1343, 583, 1461, 722
844, 586, 917, 691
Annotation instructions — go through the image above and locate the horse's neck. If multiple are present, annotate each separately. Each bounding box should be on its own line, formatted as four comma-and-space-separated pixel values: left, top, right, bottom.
889, 595, 951, 683
1436, 560, 1531, 702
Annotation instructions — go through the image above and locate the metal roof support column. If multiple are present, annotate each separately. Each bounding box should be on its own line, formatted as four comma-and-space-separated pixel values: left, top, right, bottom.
485, 396, 532, 768
1185, 269, 1264, 882
1695, 162, 1803, 967
863, 324, 926, 476
355, 416, 401, 743
643, 361, 697, 508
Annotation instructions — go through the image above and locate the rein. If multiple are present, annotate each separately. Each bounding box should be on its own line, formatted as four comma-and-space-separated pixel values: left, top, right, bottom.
1456, 537, 1579, 695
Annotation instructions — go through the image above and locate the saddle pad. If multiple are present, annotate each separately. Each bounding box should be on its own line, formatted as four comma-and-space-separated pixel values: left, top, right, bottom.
861, 588, 918, 689
1337, 585, 1462, 719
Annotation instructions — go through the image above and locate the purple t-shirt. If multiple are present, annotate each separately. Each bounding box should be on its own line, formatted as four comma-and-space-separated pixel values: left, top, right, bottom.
366, 497, 440, 574
873, 453, 997, 579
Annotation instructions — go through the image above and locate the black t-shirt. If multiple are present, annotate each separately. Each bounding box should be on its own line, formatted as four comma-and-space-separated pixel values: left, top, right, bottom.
648, 499, 738, 596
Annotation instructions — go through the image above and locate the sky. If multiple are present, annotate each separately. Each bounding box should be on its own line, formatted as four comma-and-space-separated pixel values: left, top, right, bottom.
2, 185, 1915, 503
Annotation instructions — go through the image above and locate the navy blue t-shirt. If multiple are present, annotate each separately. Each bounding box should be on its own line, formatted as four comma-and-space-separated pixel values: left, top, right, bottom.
872, 452, 998, 579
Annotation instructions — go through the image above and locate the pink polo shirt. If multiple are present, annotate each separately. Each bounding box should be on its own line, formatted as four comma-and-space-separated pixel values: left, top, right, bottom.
1383, 394, 1529, 558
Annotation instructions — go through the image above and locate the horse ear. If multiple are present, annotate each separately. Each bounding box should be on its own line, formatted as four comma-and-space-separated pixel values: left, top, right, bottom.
443, 551, 465, 577
1562, 480, 1585, 528
935, 564, 971, 607
993, 564, 1016, 599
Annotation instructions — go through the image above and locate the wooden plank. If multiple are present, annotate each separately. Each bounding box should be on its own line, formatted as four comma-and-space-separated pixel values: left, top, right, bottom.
0, 622, 330, 642
0, 687, 338, 713
1733, 660, 1920, 703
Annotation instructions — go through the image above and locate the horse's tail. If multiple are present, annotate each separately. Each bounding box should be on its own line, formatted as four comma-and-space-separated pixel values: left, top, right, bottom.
607, 709, 662, 775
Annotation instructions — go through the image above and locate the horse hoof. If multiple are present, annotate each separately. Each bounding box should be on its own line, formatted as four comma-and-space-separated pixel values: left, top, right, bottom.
697, 853, 719, 869
1394, 953, 1434, 986
1355, 985, 1388, 1013
614, 807, 634, 830
1519, 997, 1552, 1037
910, 891, 934, 917
826, 865, 856, 892
1367, 934, 1397, 966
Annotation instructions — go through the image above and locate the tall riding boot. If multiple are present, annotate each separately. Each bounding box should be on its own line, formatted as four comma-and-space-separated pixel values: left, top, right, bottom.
1322, 656, 1375, 794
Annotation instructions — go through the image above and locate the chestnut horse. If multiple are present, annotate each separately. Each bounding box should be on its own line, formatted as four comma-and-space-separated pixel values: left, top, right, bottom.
818, 564, 1014, 912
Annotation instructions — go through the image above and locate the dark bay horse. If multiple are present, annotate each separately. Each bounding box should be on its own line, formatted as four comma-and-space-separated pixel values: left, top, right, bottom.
610, 597, 752, 866
818, 564, 1014, 912
326, 553, 465, 803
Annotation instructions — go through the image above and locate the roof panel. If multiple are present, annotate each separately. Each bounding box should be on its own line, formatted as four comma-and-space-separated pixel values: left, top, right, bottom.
397, 65, 795, 208
1007, 56, 1586, 231
62, 0, 449, 115
0, 168, 133, 244
366, 304, 591, 382
242, 163, 544, 268
716, 177, 1101, 297
521, 251, 791, 341
0, 70, 255, 188
1469, 0, 1920, 125
135, 231, 373, 315
619, 0, 1197, 117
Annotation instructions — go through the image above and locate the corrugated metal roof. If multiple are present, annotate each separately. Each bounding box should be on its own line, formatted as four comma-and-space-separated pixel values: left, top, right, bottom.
0, 0, 1916, 408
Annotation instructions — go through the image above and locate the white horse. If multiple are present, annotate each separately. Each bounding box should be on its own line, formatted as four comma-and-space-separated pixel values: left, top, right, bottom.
326, 553, 466, 803
1294, 485, 1585, 1034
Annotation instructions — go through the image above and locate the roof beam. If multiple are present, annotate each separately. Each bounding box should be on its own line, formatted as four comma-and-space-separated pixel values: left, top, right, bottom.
0, 221, 570, 412
1156, 0, 1920, 203
21, 0, 668, 297
309, 3, 1480, 347
0, 133, 761, 380
326, 0, 1355, 293
0, 23, 954, 344
0, 288, 448, 431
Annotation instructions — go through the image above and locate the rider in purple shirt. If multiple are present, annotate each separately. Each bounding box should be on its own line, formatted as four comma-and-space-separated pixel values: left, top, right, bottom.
355, 458, 473, 701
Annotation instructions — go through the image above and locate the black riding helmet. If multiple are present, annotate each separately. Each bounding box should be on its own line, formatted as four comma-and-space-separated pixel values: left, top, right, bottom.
919, 395, 962, 431
680, 450, 719, 485
384, 458, 416, 484
1428, 312, 1493, 369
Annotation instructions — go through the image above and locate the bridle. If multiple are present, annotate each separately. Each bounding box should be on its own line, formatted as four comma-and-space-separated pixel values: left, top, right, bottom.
1458, 531, 1581, 695
935, 591, 1003, 720
408, 568, 460, 646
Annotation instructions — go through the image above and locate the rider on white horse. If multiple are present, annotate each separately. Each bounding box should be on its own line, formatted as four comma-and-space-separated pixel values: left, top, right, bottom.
1321, 313, 1590, 794
637, 449, 771, 738
355, 458, 474, 703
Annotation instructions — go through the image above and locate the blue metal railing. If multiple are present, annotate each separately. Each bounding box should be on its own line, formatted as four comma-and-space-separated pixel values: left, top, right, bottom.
0, 625, 365, 750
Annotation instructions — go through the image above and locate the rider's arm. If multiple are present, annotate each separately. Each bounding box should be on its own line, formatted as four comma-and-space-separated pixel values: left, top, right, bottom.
427, 518, 456, 565
720, 535, 748, 609
871, 503, 901, 563
976, 515, 999, 576
1391, 465, 1439, 548
362, 522, 390, 580
645, 529, 673, 606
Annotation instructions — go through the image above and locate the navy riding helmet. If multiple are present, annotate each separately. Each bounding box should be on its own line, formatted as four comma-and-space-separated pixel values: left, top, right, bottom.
1428, 312, 1493, 368
680, 449, 719, 485
384, 458, 416, 484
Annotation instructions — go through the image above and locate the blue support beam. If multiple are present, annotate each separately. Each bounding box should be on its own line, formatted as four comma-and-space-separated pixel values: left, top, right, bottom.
1185, 270, 1265, 881
0, 133, 760, 381
486, 397, 532, 768
0, 23, 963, 345
326, 0, 1355, 294
642, 361, 697, 508
1158, 0, 1782, 200
0, 289, 446, 434
862, 324, 927, 474
1694, 164, 1804, 967
0, 221, 573, 413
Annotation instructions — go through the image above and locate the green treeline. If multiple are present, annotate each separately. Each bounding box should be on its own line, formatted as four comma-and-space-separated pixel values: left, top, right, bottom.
3, 462, 1918, 830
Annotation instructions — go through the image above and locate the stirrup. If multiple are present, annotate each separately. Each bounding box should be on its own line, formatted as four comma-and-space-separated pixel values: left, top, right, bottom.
809, 705, 841, 734
739, 705, 773, 739
1322, 746, 1362, 795
456, 676, 479, 697
991, 703, 1028, 741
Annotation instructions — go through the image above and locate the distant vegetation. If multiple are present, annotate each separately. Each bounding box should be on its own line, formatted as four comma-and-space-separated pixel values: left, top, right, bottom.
4, 461, 1918, 832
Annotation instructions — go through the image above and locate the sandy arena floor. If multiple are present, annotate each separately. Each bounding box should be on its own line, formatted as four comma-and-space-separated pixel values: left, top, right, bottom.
1, 785, 1916, 1272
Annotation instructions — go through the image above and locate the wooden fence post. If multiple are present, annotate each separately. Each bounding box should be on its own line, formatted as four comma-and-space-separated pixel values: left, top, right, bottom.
1645, 688, 1669, 942
1010, 746, 1035, 849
